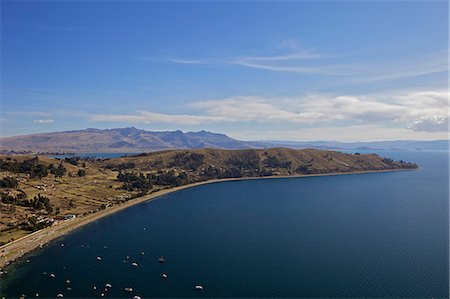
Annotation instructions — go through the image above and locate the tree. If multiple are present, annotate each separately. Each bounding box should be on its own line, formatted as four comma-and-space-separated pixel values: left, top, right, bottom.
0, 177, 19, 188
54, 163, 66, 177
77, 169, 86, 177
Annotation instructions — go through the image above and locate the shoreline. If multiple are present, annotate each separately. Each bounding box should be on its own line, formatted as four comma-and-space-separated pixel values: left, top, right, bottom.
0, 168, 413, 269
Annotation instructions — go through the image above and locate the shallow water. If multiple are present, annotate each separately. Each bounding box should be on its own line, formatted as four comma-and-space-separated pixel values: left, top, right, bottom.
1, 150, 448, 298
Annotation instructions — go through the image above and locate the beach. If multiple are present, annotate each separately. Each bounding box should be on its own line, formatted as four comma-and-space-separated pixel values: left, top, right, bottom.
0, 168, 410, 269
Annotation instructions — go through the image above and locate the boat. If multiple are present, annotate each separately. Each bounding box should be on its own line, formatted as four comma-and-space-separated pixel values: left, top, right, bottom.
132, 262, 138, 267
105, 283, 112, 288
124, 287, 133, 292
195, 285, 204, 290
158, 256, 165, 263
97, 256, 102, 261
133, 296, 142, 299
56, 294, 64, 298
66, 279, 70, 284
162, 273, 168, 278
141, 251, 145, 255
50, 273, 56, 278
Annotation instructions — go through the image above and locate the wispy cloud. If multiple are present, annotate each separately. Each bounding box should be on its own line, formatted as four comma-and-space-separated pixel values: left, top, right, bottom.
137, 47, 446, 81
166, 58, 208, 64
357, 51, 448, 82
89, 89, 449, 133
33, 119, 54, 124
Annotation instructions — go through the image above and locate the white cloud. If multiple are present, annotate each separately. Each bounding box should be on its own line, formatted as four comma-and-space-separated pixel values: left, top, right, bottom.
33, 119, 54, 124
89, 89, 449, 134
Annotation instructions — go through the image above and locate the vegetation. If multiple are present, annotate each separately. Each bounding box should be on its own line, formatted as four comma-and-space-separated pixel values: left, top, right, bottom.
118, 171, 152, 193
0, 157, 49, 178
170, 153, 205, 171
265, 155, 292, 169
0, 157, 69, 179
0, 177, 19, 188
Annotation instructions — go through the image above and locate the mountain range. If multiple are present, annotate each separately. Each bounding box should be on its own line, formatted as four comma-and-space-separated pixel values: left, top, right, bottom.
0, 127, 447, 153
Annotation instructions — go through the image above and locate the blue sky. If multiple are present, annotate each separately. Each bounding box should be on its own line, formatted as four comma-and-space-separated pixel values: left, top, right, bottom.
1, 1, 448, 141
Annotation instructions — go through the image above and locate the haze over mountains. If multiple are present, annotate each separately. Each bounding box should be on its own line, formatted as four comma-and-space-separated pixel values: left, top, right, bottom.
0, 127, 447, 153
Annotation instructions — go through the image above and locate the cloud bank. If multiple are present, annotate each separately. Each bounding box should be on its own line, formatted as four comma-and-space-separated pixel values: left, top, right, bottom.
90, 89, 448, 133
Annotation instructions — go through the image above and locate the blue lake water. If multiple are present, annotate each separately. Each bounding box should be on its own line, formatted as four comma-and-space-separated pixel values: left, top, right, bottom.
1, 150, 448, 298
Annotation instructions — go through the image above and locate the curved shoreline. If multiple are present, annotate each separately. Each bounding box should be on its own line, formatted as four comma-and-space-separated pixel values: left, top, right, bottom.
0, 168, 413, 269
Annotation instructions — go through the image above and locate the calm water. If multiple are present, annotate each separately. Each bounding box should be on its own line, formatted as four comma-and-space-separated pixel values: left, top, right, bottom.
1, 151, 448, 298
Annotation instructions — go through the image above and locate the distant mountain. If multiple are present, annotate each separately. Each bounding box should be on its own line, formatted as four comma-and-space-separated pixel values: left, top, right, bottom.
0, 127, 447, 153
257, 139, 449, 151
0, 127, 261, 153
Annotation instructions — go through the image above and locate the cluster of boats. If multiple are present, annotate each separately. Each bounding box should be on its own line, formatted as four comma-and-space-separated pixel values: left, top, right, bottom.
34, 251, 205, 298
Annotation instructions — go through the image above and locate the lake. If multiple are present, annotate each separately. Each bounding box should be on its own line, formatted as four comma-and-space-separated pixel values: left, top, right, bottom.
1, 150, 448, 298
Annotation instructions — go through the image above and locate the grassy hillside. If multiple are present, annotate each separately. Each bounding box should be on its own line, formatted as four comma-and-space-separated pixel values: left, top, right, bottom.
0, 148, 416, 244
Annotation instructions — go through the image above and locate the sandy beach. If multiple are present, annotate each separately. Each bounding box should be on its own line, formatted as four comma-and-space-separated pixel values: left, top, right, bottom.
0, 168, 410, 269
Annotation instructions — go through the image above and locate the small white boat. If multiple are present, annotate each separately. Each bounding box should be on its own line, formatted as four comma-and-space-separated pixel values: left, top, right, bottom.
141, 251, 145, 255
66, 279, 70, 284
158, 256, 165, 263
105, 283, 112, 288
93, 286, 97, 290
97, 256, 102, 261
124, 287, 133, 292
162, 273, 168, 278
56, 294, 64, 298
133, 296, 142, 299
131, 262, 138, 267
61, 243, 64, 247
66, 287, 72, 291
100, 293, 105, 297
50, 273, 56, 278
35, 293, 39, 297
195, 285, 204, 290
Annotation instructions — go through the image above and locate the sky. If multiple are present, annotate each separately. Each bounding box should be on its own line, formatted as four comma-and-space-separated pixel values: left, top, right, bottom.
1, 1, 448, 141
